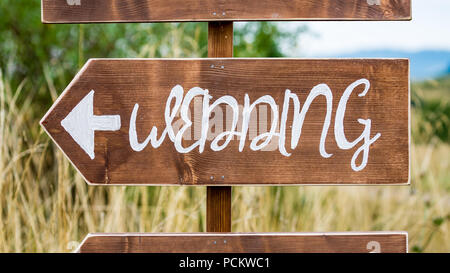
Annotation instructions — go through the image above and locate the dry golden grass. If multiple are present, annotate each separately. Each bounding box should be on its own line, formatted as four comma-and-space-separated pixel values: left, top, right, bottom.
0, 69, 448, 253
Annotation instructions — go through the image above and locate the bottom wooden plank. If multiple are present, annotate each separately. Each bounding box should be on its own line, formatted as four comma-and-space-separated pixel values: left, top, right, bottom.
77, 232, 408, 253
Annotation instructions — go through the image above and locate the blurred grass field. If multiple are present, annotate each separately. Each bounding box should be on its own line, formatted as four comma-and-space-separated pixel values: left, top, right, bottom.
0, 0, 449, 253
0, 67, 449, 252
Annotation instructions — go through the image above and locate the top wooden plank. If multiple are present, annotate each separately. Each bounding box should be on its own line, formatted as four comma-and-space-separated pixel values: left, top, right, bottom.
42, 0, 411, 23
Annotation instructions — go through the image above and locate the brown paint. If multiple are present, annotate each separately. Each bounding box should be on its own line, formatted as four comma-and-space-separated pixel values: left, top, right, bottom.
40, 58, 409, 185
42, 0, 411, 23
78, 233, 408, 253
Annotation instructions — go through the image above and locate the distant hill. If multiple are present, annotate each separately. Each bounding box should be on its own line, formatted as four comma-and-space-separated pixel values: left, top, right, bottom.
326, 50, 450, 81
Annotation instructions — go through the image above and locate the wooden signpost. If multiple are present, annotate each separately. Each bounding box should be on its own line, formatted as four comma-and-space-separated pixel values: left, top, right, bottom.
77, 232, 408, 253
42, 0, 411, 23
41, 0, 412, 253
41, 59, 410, 186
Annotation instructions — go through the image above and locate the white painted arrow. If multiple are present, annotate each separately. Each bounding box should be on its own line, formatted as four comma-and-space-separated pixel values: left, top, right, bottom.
61, 90, 121, 160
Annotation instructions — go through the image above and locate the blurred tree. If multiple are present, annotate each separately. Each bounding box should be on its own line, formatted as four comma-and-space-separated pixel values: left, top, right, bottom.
234, 22, 307, 57
0, 1, 308, 108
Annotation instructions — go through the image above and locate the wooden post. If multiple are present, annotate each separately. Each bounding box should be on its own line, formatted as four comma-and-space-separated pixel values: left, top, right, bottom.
208, 22, 233, 58
207, 187, 232, 232
206, 21, 233, 233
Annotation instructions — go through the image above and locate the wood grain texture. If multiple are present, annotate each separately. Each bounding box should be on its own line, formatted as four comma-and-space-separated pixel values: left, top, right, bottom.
40, 58, 410, 185
77, 232, 408, 253
42, 0, 411, 23
207, 187, 232, 232
208, 22, 233, 58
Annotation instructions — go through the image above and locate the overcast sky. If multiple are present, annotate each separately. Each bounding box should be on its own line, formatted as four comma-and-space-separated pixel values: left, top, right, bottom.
291, 0, 450, 56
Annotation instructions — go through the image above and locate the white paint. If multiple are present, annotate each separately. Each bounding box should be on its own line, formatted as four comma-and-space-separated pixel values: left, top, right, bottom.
366, 0, 381, 6
366, 241, 381, 253
83, 231, 407, 237
66, 0, 81, 6
129, 80, 380, 172
334, 79, 381, 171
61, 90, 121, 159
241, 95, 278, 152
175, 87, 211, 153
279, 84, 333, 158
210, 95, 239, 151
129, 85, 183, 151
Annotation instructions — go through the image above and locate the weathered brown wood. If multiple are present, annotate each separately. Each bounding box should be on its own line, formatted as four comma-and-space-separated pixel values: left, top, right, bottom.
206, 22, 233, 233
207, 187, 232, 232
40, 58, 410, 185
42, 0, 411, 23
208, 22, 233, 58
77, 232, 408, 253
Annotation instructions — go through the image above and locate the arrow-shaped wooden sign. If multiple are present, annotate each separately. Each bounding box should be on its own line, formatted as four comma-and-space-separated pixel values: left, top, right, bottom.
41, 58, 409, 185
42, 0, 411, 23
77, 232, 408, 253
